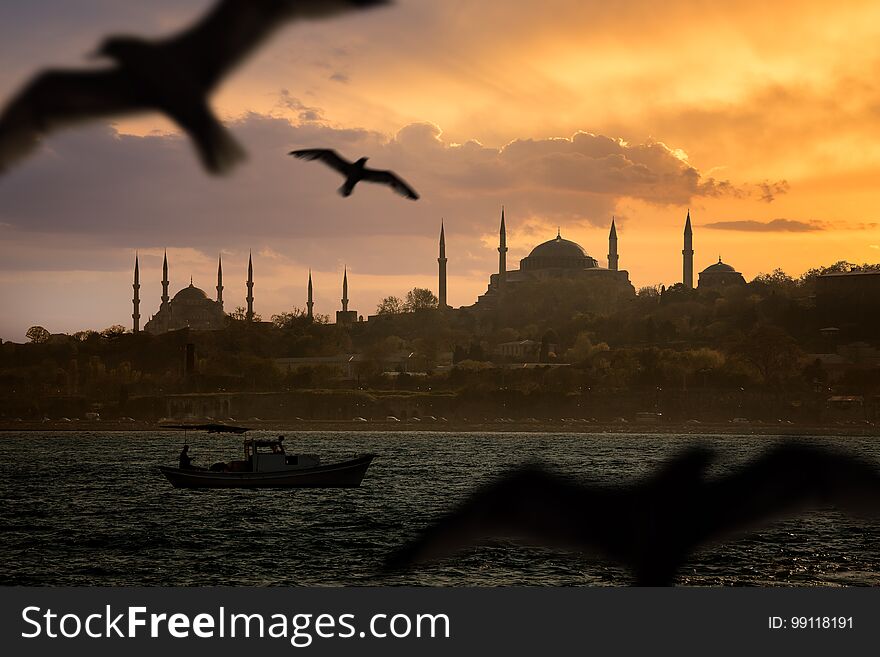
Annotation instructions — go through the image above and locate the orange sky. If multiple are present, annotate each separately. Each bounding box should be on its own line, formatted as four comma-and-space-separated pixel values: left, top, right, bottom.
1, 0, 879, 340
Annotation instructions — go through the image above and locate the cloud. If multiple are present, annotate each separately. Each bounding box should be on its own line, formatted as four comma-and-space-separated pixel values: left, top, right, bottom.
490, 131, 733, 203
380, 123, 738, 210
703, 218, 823, 232
756, 180, 790, 203
0, 114, 732, 249
274, 90, 325, 123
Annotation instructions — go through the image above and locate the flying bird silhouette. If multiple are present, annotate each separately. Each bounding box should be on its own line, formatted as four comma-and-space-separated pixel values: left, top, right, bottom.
289, 148, 419, 199
384, 444, 880, 585
0, 0, 390, 176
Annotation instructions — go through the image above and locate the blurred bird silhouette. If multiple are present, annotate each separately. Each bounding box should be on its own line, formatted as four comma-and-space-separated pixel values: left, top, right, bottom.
0, 0, 390, 175
289, 148, 419, 199
384, 444, 880, 585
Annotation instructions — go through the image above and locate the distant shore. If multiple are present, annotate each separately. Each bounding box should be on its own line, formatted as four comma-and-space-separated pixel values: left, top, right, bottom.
1, 419, 877, 437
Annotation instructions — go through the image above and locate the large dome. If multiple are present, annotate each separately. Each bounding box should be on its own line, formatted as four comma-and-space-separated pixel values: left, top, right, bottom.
520, 233, 598, 270
173, 283, 209, 302
528, 235, 587, 259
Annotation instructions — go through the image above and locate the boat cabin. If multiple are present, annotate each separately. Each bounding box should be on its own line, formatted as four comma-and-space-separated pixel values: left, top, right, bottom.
242, 437, 320, 473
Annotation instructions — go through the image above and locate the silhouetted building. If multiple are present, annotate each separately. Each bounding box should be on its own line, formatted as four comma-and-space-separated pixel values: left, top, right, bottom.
495, 339, 541, 362
307, 270, 314, 321
143, 252, 229, 334
683, 210, 694, 288
474, 209, 633, 309
336, 267, 358, 324
185, 343, 197, 376
132, 253, 141, 333
698, 257, 746, 289
815, 270, 880, 329
245, 251, 255, 322
498, 207, 508, 289
144, 281, 227, 334
438, 220, 448, 309
608, 217, 619, 271
216, 255, 223, 307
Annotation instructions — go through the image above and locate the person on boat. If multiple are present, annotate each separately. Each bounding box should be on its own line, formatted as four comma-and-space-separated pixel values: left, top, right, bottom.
272, 436, 285, 454
179, 444, 193, 469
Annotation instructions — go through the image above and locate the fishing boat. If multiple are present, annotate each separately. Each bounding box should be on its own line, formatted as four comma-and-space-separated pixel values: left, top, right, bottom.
159, 424, 374, 488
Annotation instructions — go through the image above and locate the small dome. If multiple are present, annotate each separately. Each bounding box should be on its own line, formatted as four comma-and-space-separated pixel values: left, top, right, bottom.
701, 257, 737, 274
173, 283, 209, 302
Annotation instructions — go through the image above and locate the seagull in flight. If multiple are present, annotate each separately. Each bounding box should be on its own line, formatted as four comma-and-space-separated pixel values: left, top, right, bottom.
0, 0, 391, 176
289, 148, 419, 199
384, 443, 880, 585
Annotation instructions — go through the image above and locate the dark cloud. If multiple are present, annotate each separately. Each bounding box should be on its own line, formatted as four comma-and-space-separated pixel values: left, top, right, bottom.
378, 124, 734, 209
703, 218, 823, 232
0, 115, 728, 250
757, 180, 790, 203
329, 72, 349, 84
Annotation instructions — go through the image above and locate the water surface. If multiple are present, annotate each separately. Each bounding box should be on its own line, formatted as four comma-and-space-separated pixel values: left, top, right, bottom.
1, 431, 878, 586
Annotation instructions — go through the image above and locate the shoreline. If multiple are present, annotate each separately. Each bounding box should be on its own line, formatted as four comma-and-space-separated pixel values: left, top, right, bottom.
1, 420, 877, 437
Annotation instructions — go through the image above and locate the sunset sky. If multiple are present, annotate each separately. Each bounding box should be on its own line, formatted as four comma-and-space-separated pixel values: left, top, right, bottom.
1, 0, 879, 341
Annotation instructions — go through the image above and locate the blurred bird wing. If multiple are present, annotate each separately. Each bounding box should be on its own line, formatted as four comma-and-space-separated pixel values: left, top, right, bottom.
289, 148, 350, 174
0, 69, 146, 174
385, 467, 617, 569
362, 168, 419, 199
164, 0, 294, 91
165, 0, 391, 91
285, 0, 391, 20
693, 445, 880, 547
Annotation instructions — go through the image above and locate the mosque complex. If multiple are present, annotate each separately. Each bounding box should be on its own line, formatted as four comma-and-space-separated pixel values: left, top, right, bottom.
131, 210, 747, 334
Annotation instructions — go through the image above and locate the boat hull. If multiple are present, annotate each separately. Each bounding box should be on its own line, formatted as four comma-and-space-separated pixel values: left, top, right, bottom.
159, 454, 375, 488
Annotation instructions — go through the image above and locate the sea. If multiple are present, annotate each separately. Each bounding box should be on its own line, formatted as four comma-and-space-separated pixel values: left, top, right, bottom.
1, 430, 879, 587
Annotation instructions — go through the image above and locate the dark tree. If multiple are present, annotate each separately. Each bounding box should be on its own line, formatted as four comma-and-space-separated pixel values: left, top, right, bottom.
26, 326, 50, 344
405, 288, 438, 311
376, 296, 405, 315
271, 308, 307, 329
734, 325, 803, 385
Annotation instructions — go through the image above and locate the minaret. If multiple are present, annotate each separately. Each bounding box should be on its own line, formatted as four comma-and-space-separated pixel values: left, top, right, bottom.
341, 266, 349, 312
438, 220, 448, 308
132, 253, 141, 333
216, 254, 223, 307
608, 217, 619, 271
683, 210, 694, 288
498, 207, 507, 288
307, 270, 314, 320
161, 250, 169, 307
246, 251, 254, 321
